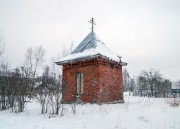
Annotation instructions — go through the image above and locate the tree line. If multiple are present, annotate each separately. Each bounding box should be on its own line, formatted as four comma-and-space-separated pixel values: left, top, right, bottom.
0, 34, 73, 115
123, 68, 172, 97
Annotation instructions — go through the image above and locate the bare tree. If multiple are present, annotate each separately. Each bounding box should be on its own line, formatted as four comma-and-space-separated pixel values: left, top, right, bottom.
136, 69, 171, 97
123, 68, 131, 92
0, 34, 8, 110
0, 34, 5, 60
33, 45, 46, 78
160, 79, 171, 97
50, 58, 62, 115
36, 89, 48, 114
25, 47, 33, 77
25, 45, 45, 79
35, 64, 62, 115
0, 67, 31, 112
24, 45, 45, 98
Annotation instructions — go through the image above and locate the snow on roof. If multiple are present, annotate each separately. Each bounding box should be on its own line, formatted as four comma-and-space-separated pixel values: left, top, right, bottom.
56, 31, 126, 65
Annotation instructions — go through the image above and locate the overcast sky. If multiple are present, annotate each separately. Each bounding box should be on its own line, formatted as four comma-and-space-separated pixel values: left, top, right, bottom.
0, 0, 180, 81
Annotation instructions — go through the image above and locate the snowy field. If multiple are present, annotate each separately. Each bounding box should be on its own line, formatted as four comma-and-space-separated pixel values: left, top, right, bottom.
0, 93, 180, 129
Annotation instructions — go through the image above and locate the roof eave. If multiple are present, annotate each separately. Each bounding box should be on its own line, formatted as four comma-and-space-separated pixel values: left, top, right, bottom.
55, 54, 101, 65
55, 54, 122, 65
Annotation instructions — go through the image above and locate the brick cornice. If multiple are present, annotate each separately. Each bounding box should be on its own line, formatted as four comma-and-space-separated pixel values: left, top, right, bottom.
63, 56, 121, 70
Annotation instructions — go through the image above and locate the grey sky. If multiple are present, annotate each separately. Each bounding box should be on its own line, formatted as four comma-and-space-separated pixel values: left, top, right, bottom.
0, 0, 180, 81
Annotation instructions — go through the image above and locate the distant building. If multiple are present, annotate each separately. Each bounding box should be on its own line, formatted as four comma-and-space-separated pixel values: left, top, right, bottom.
56, 18, 127, 103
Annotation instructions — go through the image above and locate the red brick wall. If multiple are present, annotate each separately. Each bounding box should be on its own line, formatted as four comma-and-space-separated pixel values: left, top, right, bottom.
98, 64, 123, 102
62, 59, 100, 103
62, 57, 123, 103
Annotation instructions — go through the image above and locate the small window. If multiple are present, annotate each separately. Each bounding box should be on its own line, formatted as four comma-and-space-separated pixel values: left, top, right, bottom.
76, 73, 84, 94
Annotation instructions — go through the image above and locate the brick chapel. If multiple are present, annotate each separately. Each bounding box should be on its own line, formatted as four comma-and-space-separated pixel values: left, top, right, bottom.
56, 18, 127, 103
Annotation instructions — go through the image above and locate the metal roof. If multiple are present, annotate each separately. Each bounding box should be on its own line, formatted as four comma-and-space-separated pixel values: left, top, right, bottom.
72, 31, 104, 54
55, 31, 127, 66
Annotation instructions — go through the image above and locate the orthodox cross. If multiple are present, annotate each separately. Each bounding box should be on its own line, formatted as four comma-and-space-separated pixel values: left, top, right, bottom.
88, 17, 96, 32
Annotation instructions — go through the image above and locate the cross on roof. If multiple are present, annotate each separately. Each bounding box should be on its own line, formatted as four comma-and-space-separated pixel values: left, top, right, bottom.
88, 17, 96, 32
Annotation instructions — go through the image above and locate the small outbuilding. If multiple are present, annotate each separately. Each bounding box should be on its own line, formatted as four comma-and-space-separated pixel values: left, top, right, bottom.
56, 18, 127, 103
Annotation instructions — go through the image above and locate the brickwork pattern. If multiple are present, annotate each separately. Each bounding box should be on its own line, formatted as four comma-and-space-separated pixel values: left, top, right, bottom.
62, 57, 123, 103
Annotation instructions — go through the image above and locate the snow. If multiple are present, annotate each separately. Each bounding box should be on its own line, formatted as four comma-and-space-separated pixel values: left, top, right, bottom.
0, 94, 180, 129
56, 32, 121, 65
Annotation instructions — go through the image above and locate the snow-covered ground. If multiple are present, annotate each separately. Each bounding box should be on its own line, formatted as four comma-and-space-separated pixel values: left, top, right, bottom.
0, 93, 180, 129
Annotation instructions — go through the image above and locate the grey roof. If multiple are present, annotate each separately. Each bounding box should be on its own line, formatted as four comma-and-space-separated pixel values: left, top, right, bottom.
72, 31, 104, 54
55, 31, 127, 66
